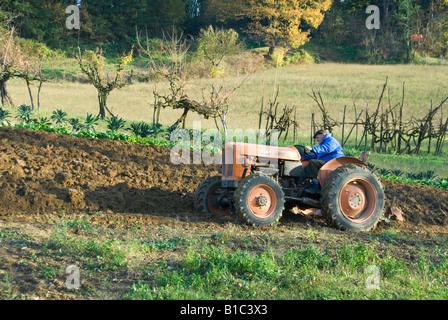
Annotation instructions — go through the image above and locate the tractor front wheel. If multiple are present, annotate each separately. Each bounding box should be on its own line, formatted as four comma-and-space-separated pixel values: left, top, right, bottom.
234, 174, 285, 226
321, 164, 385, 231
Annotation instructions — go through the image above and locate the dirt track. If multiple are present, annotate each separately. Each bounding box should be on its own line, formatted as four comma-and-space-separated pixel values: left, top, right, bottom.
0, 126, 447, 235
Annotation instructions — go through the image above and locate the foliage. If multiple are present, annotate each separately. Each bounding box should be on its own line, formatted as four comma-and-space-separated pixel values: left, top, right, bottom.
0, 0, 446, 65
207, 0, 332, 55
315, 0, 448, 63
51, 109, 68, 126
67, 117, 83, 132
196, 25, 244, 77
0, 106, 11, 126
35, 116, 51, 126
106, 115, 126, 132
83, 113, 99, 132
15, 104, 33, 124
4, 102, 448, 191
127, 121, 158, 138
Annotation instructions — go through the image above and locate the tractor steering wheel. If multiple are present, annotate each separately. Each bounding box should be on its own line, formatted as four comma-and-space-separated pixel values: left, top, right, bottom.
294, 145, 317, 159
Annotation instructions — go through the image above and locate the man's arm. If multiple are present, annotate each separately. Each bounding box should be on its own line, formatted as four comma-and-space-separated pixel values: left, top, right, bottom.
312, 138, 337, 155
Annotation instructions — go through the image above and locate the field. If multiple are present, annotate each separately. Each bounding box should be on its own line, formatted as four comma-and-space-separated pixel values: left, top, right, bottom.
1, 63, 448, 303
0, 125, 448, 302
7, 62, 448, 130
6, 62, 448, 176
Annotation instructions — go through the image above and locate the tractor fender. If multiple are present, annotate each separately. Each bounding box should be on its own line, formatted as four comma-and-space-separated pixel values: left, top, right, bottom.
317, 156, 366, 187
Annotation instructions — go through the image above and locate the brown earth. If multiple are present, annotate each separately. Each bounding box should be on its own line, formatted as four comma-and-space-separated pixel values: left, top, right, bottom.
0, 126, 447, 235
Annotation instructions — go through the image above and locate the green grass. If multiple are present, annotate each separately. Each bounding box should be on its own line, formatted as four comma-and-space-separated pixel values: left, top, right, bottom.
2, 212, 448, 300
126, 241, 448, 300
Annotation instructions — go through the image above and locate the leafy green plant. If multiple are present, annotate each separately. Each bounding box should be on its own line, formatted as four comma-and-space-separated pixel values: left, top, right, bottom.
68, 118, 82, 132
83, 113, 99, 132
106, 115, 126, 132
35, 117, 52, 126
40, 264, 56, 279
390, 169, 404, 177
51, 109, 68, 126
15, 105, 33, 124
0, 107, 11, 126
423, 170, 437, 180
127, 121, 154, 138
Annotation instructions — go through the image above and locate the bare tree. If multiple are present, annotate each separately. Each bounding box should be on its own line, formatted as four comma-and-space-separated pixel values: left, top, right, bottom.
76, 47, 133, 119
0, 27, 19, 107
136, 26, 248, 133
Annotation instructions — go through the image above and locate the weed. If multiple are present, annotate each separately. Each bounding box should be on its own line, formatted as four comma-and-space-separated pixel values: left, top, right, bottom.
143, 237, 184, 252
40, 264, 57, 279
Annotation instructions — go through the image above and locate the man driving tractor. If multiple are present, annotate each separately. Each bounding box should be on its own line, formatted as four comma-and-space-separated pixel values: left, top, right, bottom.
298, 129, 344, 194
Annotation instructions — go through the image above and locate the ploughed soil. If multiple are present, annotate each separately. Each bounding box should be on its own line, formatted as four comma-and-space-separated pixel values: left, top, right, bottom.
0, 126, 447, 234
0, 126, 447, 300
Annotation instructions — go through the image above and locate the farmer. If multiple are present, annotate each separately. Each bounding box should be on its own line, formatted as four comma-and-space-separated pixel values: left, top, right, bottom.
299, 129, 344, 193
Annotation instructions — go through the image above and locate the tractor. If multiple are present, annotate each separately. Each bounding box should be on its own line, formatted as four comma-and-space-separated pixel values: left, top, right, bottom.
194, 142, 385, 231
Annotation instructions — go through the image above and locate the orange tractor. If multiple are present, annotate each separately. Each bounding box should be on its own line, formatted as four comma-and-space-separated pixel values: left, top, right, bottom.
195, 142, 385, 231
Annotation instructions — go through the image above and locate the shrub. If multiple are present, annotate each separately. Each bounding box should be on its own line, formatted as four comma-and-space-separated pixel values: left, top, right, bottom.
283, 49, 317, 65
51, 109, 68, 126
15, 105, 33, 124
106, 116, 126, 132
0, 107, 11, 126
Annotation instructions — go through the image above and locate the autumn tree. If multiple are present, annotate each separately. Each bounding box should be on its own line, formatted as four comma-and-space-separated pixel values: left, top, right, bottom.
76, 47, 133, 119
207, 0, 333, 55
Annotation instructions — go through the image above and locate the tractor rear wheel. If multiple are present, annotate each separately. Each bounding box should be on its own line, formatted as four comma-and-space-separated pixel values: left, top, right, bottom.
194, 176, 231, 215
320, 164, 385, 231
234, 174, 285, 226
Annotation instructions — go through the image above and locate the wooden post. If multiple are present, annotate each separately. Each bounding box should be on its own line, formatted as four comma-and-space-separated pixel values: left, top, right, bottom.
258, 81, 265, 136
354, 104, 358, 147
342, 105, 346, 147
258, 96, 264, 134
379, 104, 384, 153
428, 99, 433, 154
293, 106, 297, 143
310, 112, 315, 144
365, 108, 368, 151
398, 82, 405, 153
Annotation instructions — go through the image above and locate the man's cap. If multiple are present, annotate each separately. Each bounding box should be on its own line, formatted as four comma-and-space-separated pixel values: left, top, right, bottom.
313, 129, 326, 138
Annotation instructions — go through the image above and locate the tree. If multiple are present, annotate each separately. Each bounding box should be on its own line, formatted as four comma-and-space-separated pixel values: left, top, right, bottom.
0, 26, 32, 107
396, 0, 421, 63
207, 0, 333, 55
76, 47, 133, 119
196, 25, 244, 77
136, 27, 248, 132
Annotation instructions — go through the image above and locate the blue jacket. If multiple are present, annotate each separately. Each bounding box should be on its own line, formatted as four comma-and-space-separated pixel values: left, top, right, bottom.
305, 133, 344, 162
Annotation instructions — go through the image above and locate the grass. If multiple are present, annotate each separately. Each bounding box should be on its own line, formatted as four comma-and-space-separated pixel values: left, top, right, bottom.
6, 62, 448, 132
1, 214, 448, 300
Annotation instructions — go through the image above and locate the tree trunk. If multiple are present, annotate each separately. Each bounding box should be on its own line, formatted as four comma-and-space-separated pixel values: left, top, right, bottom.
0, 80, 14, 107
25, 78, 35, 109
170, 107, 189, 130
98, 93, 107, 119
